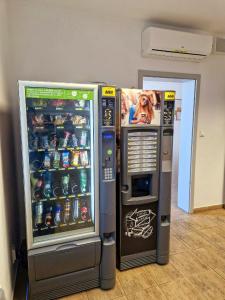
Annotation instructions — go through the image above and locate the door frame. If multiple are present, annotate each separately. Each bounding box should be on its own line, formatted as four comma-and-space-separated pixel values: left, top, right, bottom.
138, 70, 201, 213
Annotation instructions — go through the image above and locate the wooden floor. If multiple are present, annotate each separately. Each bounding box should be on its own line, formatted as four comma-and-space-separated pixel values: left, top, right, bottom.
61, 203, 225, 300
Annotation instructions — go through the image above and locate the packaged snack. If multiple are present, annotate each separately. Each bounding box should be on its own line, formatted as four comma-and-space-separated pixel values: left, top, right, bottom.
43, 153, 51, 169
52, 151, 60, 169
54, 115, 65, 126
32, 113, 44, 126
80, 131, 87, 147
62, 151, 70, 168
51, 100, 65, 107
49, 134, 57, 148
79, 100, 85, 108
70, 133, 78, 147
80, 151, 89, 166
71, 151, 80, 167
62, 131, 71, 148
41, 135, 49, 149
72, 115, 87, 125
32, 99, 47, 108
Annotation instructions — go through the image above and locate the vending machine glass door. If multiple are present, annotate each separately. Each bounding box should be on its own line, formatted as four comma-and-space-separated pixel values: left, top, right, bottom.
19, 82, 99, 249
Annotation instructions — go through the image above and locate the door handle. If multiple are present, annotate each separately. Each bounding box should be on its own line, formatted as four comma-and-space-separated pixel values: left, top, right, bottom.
56, 243, 77, 252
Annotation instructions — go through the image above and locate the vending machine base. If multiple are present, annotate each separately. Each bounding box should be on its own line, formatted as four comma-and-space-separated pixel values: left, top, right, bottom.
28, 237, 115, 300
119, 250, 157, 271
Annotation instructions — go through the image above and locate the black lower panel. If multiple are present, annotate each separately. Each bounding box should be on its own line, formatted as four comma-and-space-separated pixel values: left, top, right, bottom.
121, 202, 158, 256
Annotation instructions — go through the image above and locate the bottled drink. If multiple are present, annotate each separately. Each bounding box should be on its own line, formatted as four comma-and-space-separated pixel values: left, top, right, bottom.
64, 200, 71, 223
72, 199, 79, 221
80, 130, 87, 147
45, 206, 53, 227
62, 174, 70, 195
52, 151, 60, 169
43, 172, 52, 198
34, 202, 43, 227
80, 169, 87, 193
54, 203, 62, 225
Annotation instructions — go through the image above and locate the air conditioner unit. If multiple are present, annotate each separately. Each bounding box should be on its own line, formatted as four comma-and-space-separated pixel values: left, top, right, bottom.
142, 26, 213, 62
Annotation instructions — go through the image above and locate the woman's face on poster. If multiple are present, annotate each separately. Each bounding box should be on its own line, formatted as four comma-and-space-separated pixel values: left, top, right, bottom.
140, 95, 149, 107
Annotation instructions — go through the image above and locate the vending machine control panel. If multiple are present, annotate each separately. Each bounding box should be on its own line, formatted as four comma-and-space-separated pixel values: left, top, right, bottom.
102, 132, 115, 181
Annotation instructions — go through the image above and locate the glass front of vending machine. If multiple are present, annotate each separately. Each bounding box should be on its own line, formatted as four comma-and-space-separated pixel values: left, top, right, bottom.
18, 82, 116, 299
21, 84, 98, 248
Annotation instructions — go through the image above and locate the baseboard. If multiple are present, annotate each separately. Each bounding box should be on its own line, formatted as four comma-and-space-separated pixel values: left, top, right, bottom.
193, 204, 224, 213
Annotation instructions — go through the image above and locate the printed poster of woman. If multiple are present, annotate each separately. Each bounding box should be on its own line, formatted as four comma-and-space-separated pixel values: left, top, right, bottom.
121, 89, 161, 126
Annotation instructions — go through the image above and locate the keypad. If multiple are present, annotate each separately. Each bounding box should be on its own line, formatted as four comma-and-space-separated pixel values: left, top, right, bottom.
104, 168, 113, 180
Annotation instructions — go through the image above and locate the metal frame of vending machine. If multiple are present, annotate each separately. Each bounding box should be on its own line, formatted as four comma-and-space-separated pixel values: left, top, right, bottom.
18, 81, 116, 299
116, 88, 175, 270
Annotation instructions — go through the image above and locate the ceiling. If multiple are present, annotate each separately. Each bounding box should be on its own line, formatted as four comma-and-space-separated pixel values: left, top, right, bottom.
28, 0, 225, 34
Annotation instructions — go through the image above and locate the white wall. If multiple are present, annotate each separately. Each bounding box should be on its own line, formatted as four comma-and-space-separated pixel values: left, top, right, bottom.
0, 1, 18, 299
7, 0, 225, 211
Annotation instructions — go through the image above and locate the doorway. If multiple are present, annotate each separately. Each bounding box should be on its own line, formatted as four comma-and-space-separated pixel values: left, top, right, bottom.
138, 70, 200, 213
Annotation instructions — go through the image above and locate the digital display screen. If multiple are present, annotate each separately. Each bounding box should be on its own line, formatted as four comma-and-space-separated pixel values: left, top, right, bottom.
103, 133, 113, 140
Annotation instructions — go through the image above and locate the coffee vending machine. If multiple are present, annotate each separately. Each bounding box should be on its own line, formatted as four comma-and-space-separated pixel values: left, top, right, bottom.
116, 88, 175, 270
18, 81, 116, 299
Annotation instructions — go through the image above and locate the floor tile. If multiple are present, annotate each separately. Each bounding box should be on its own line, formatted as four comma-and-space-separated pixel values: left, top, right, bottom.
160, 277, 204, 300
126, 285, 166, 300
144, 262, 183, 285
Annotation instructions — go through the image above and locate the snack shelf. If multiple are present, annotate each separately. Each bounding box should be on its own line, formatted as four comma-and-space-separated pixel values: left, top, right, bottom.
29, 146, 90, 153
33, 219, 93, 233
27, 106, 90, 112
30, 165, 91, 174
32, 192, 91, 203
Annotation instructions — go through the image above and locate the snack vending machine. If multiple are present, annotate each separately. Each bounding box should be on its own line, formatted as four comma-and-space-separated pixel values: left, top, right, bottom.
116, 88, 175, 270
18, 81, 116, 299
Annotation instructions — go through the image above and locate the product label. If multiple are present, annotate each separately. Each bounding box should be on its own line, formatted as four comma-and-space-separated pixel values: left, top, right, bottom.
102, 87, 116, 97
25, 87, 94, 100
165, 91, 175, 101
